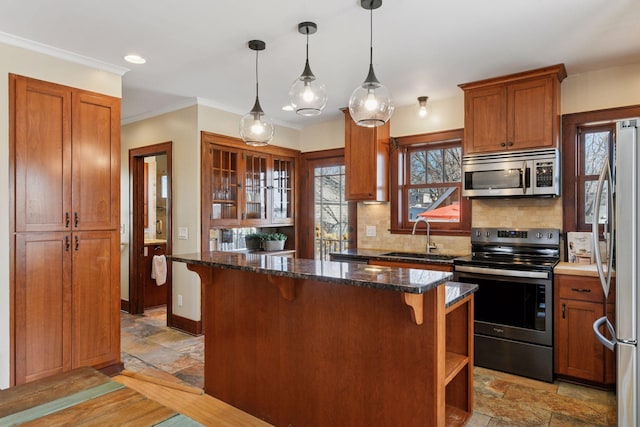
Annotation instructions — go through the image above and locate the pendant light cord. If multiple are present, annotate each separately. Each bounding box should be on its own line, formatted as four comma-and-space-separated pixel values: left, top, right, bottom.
255, 49, 259, 98
369, 4, 373, 67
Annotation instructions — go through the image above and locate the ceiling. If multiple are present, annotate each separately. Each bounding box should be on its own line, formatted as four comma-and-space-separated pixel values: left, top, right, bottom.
2, 0, 639, 129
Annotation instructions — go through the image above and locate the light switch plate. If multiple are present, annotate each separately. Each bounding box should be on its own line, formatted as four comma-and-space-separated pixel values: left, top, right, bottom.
178, 227, 188, 240
366, 225, 376, 237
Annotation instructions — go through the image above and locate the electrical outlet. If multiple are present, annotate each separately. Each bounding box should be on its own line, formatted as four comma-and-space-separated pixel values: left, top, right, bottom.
177, 294, 183, 306
366, 225, 376, 237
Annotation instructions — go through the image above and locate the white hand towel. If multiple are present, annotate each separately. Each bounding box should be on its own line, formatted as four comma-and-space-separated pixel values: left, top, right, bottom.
151, 255, 167, 286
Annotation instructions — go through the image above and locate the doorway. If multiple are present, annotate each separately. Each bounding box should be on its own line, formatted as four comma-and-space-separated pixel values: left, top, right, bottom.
128, 142, 173, 323
299, 149, 356, 260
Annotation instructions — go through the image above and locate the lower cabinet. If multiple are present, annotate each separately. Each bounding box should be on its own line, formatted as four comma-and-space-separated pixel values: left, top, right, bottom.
14, 231, 120, 385
554, 274, 615, 386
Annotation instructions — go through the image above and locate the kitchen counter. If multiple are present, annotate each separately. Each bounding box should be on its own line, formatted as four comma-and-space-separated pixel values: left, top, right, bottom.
170, 251, 477, 425
169, 251, 455, 295
330, 248, 467, 266
554, 261, 615, 277
144, 238, 167, 245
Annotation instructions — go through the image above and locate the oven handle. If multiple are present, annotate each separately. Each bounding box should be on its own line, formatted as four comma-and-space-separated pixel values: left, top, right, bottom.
454, 265, 549, 279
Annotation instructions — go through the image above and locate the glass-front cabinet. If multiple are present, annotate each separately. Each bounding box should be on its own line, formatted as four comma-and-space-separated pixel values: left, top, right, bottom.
201, 132, 297, 236
271, 157, 294, 224
244, 152, 268, 223
208, 145, 241, 226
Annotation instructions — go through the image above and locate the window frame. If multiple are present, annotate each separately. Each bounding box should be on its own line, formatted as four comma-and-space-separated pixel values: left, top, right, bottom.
390, 129, 471, 236
562, 104, 640, 233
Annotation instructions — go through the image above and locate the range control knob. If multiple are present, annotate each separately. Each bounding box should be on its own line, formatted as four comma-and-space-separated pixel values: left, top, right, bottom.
475, 230, 482, 237
485, 231, 491, 238
536, 232, 543, 239
548, 232, 554, 239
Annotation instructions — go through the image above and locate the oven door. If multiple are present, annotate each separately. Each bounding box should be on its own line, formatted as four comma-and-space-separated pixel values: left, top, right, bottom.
454, 266, 553, 346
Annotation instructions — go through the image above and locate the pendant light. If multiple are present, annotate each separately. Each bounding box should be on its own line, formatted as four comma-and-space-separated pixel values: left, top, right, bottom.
240, 40, 274, 146
348, 0, 394, 128
289, 22, 328, 116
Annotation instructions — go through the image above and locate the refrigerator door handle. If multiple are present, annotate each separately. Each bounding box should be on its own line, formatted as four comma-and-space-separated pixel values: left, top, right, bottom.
593, 316, 616, 351
592, 159, 613, 297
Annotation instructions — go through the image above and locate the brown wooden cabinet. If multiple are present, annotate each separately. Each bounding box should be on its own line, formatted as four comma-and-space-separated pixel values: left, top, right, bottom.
342, 109, 390, 201
11, 74, 121, 385
554, 274, 615, 386
201, 132, 298, 235
459, 64, 566, 154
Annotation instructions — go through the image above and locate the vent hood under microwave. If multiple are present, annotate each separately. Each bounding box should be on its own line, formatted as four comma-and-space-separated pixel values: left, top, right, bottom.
462, 148, 560, 198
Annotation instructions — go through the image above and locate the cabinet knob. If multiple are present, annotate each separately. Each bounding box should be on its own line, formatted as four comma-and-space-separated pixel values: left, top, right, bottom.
500, 142, 506, 147
508, 141, 514, 147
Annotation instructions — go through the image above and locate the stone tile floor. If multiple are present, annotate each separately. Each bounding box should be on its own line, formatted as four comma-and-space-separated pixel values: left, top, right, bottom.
121, 307, 617, 426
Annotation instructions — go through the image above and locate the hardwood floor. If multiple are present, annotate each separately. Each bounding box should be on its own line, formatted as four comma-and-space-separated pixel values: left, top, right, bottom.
121, 307, 617, 426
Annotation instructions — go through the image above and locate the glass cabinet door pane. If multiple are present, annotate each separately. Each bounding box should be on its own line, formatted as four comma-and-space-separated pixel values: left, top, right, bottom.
245, 154, 267, 220
272, 158, 293, 220
211, 147, 238, 220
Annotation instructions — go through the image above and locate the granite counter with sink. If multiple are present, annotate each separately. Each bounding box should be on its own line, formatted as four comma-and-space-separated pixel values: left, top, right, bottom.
329, 248, 467, 266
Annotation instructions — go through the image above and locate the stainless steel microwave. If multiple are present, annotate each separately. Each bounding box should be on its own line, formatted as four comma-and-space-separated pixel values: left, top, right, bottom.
462, 148, 560, 198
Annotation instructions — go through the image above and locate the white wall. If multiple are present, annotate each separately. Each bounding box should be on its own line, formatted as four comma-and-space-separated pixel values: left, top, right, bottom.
0, 41, 121, 389
121, 103, 300, 322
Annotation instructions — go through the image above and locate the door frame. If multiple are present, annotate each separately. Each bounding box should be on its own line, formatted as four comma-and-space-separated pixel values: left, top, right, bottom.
128, 142, 173, 320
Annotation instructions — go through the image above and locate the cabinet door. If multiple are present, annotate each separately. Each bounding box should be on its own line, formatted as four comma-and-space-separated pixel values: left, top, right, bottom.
206, 144, 242, 226
556, 298, 605, 382
71, 231, 120, 368
14, 232, 72, 384
344, 112, 389, 201
507, 77, 554, 150
71, 91, 120, 231
244, 151, 269, 223
463, 85, 507, 154
13, 76, 72, 232
271, 156, 295, 225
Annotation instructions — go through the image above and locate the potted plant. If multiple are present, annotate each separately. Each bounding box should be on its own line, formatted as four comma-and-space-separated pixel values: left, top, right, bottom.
262, 232, 287, 251
244, 233, 264, 250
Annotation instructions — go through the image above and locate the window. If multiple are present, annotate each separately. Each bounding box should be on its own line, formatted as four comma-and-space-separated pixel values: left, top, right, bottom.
390, 129, 470, 235
561, 105, 640, 233
578, 125, 614, 229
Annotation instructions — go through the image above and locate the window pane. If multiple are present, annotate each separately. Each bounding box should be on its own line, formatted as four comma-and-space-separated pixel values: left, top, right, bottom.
408, 187, 460, 222
409, 151, 427, 184
584, 179, 609, 224
444, 148, 462, 182
427, 149, 443, 184
314, 165, 349, 260
584, 132, 609, 175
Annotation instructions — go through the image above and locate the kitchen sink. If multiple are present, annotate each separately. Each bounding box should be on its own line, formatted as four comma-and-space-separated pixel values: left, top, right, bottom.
380, 252, 459, 262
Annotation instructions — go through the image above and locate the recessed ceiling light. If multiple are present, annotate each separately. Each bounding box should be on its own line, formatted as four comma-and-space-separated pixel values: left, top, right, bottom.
124, 54, 146, 64
282, 105, 294, 111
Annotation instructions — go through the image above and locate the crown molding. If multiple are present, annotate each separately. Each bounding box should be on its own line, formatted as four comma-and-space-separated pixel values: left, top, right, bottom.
0, 31, 129, 76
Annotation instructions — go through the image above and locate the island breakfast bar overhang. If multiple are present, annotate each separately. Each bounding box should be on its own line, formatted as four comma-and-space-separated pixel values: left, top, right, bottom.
170, 251, 477, 427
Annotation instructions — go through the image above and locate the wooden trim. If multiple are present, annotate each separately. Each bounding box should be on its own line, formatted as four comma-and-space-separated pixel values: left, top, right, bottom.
562, 104, 640, 232
9, 74, 17, 387
300, 148, 345, 160
128, 142, 173, 316
201, 131, 300, 157
120, 299, 130, 312
169, 313, 203, 336
458, 64, 567, 90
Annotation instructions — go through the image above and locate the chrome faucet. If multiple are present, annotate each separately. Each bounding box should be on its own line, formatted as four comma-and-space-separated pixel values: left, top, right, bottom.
412, 217, 436, 254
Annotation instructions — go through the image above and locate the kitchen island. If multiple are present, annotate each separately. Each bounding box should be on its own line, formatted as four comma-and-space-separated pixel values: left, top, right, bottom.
170, 251, 477, 426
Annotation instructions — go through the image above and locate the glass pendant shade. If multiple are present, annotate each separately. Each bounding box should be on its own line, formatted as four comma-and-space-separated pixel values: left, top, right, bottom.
240, 97, 274, 147
348, 0, 394, 127
289, 22, 327, 116
240, 40, 274, 146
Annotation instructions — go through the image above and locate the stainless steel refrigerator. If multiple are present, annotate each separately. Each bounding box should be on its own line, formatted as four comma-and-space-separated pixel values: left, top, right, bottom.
593, 119, 639, 426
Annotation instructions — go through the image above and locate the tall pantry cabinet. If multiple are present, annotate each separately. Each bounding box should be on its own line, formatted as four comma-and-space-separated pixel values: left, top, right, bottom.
10, 75, 121, 385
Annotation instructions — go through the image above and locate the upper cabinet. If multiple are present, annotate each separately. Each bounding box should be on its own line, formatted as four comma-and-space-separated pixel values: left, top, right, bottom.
201, 132, 298, 230
459, 64, 566, 154
343, 109, 390, 202
13, 76, 120, 232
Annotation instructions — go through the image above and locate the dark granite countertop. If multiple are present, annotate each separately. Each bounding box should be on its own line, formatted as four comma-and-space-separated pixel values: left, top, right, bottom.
169, 251, 462, 295
329, 248, 468, 265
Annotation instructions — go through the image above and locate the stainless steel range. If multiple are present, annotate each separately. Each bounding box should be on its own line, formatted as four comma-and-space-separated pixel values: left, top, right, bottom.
453, 227, 560, 382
